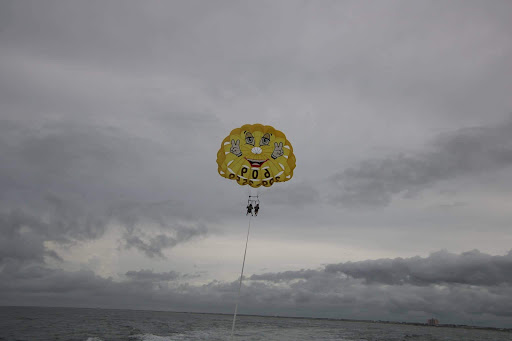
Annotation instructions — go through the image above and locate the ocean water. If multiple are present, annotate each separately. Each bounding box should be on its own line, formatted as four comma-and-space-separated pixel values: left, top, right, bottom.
0, 306, 510, 341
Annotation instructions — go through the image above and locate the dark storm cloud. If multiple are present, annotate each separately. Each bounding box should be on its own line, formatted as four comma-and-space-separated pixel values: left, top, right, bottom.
331, 116, 512, 207
125, 269, 180, 282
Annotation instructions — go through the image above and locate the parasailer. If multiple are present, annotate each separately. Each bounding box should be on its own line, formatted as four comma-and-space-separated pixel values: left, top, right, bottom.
218, 123, 295, 340
246, 203, 253, 216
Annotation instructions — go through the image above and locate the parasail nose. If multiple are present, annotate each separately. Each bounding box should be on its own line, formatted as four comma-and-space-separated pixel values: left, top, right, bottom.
251, 147, 262, 154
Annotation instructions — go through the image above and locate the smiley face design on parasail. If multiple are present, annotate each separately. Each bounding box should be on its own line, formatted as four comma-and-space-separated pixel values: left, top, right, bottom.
217, 124, 296, 188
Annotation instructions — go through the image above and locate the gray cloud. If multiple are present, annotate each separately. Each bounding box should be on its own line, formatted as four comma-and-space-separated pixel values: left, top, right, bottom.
0, 194, 111, 266
0, 119, 210, 259
125, 269, 179, 282
123, 225, 207, 259
324, 249, 512, 286
249, 269, 318, 282
331, 116, 512, 207
111, 200, 208, 258
110, 200, 194, 233
0, 210, 59, 264
0, 197, 207, 266
251, 249, 512, 287
0, 120, 168, 202
0, 196, 206, 267
43, 195, 108, 242
263, 182, 320, 207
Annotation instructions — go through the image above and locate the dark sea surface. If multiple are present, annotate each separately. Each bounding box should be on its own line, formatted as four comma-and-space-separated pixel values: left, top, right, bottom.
1, 306, 511, 341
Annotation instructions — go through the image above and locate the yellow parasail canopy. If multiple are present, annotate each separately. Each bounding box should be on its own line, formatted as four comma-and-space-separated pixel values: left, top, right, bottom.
216, 124, 296, 188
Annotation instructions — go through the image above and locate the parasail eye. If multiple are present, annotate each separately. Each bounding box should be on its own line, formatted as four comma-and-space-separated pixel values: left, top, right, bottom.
260, 133, 270, 146
245, 132, 255, 145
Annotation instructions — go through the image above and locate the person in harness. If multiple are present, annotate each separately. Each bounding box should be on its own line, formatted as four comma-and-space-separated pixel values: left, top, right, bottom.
246, 203, 253, 216
254, 203, 260, 216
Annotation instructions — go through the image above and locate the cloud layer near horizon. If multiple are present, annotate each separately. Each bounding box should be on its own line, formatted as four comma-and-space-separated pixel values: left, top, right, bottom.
1, 249, 512, 327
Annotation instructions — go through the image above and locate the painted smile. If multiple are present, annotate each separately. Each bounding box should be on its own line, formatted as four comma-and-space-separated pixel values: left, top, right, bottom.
245, 158, 268, 168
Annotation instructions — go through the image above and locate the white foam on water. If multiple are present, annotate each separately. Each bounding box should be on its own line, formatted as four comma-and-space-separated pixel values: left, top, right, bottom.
134, 334, 176, 341
85, 338, 104, 341
134, 331, 217, 341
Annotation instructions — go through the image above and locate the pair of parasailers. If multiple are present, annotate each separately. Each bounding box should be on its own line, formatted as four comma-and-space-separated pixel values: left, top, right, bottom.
246, 203, 259, 216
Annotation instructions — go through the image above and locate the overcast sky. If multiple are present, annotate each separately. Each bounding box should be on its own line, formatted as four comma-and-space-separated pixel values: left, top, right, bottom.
1, 0, 512, 328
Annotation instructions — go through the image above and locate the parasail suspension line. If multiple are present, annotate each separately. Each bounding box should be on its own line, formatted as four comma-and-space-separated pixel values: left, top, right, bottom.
230, 215, 252, 340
